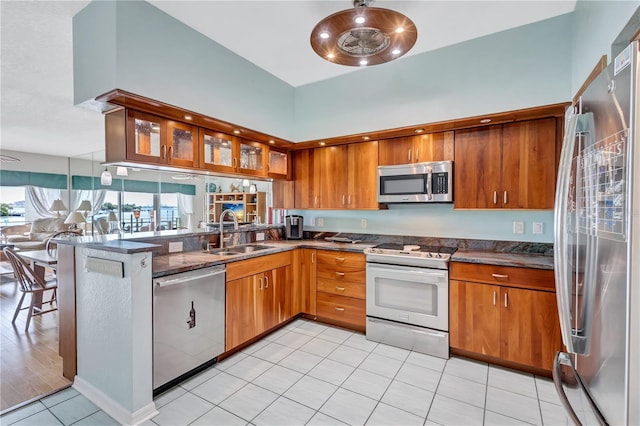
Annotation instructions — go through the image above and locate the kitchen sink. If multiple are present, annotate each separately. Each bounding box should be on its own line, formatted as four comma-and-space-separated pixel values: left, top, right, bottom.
206, 244, 276, 256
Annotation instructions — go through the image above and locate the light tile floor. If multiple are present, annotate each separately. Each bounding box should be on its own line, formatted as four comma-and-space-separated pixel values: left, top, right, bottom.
1, 319, 572, 425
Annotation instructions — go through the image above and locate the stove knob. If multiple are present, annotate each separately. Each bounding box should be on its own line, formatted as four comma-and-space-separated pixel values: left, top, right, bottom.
435, 253, 441, 258
426, 252, 431, 258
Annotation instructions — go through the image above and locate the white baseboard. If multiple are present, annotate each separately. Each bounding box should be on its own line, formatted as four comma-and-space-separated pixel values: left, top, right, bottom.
73, 376, 158, 426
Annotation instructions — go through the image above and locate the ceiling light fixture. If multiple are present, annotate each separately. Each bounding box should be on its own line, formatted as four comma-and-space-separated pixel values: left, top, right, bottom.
311, 0, 417, 67
480, 118, 492, 124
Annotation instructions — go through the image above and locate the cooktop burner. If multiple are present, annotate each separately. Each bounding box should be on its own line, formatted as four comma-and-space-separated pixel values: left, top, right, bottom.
364, 244, 456, 269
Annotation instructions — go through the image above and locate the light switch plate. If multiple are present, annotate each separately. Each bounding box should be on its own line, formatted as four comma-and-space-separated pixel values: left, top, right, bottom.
317, 218, 324, 226
256, 232, 265, 241
361, 219, 368, 228
168, 241, 183, 253
533, 222, 544, 234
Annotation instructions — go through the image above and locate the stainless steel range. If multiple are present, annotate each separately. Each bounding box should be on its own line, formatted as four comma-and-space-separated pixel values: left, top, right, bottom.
364, 243, 455, 359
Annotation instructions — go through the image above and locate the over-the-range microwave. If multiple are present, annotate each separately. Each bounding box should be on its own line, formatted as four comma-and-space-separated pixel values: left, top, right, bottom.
377, 160, 453, 203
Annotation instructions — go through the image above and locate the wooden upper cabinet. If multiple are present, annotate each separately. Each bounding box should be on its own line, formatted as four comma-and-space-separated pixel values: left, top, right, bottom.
293, 142, 378, 210
200, 129, 238, 174
454, 118, 558, 209
294, 149, 320, 209
268, 149, 290, 179
237, 140, 267, 177
454, 125, 503, 209
501, 118, 557, 209
318, 145, 349, 209
348, 141, 379, 209
379, 132, 453, 165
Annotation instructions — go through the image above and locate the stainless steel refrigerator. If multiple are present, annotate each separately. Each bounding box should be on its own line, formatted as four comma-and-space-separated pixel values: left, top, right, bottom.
553, 40, 640, 425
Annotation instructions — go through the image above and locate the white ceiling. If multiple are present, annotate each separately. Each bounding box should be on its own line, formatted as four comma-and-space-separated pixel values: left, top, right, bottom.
0, 0, 576, 159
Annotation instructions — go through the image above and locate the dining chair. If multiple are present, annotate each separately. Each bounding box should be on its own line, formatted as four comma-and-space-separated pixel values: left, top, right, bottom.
45, 229, 82, 257
3, 247, 58, 331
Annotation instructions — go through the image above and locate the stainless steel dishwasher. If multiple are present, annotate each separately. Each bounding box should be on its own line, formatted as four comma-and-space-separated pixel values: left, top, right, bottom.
153, 265, 225, 392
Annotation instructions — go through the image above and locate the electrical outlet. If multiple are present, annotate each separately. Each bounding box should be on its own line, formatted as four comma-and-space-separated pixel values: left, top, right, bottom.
256, 232, 265, 241
532, 222, 544, 234
310, 217, 316, 226
361, 219, 368, 228
168, 241, 183, 253
317, 218, 324, 226
513, 221, 524, 234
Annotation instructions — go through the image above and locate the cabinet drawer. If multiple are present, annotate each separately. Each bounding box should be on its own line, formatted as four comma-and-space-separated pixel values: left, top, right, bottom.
226, 251, 291, 281
450, 262, 555, 292
317, 264, 365, 284
317, 293, 366, 328
317, 250, 365, 269
317, 277, 365, 299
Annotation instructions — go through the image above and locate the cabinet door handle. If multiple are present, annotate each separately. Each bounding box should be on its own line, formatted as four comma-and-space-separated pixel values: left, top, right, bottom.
336, 286, 345, 291
493, 291, 497, 306
492, 273, 509, 279
161, 145, 167, 159
314, 195, 318, 207
503, 191, 508, 205
504, 292, 508, 308
259, 277, 263, 290
168, 146, 173, 161
415, 149, 419, 162
348, 195, 352, 206
408, 149, 411, 162
342, 195, 346, 206
265, 276, 269, 289
493, 191, 497, 204
335, 257, 345, 262
335, 307, 345, 312
335, 272, 345, 276
311, 252, 315, 263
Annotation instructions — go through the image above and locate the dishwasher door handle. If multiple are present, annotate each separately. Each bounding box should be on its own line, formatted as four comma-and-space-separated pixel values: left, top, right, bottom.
155, 269, 225, 288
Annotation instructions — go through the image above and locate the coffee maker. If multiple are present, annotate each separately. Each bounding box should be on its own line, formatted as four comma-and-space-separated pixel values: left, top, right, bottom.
285, 215, 304, 240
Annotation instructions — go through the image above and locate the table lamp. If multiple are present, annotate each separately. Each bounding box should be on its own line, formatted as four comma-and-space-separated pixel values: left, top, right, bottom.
78, 200, 92, 218
49, 199, 67, 217
107, 211, 119, 233
64, 211, 85, 231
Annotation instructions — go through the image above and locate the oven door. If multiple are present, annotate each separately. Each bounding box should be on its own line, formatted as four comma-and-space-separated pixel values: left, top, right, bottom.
366, 263, 448, 331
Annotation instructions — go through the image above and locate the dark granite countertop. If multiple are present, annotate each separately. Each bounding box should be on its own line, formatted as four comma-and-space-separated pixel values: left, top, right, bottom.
452, 249, 554, 270
152, 240, 376, 277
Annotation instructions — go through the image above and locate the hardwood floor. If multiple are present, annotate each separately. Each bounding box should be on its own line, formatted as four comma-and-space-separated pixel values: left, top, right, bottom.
0, 264, 70, 412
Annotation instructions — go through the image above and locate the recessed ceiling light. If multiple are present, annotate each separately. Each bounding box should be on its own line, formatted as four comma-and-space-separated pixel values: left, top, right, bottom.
391, 48, 401, 55
415, 129, 424, 133
320, 32, 330, 39
269, 139, 275, 144
480, 119, 492, 124
362, 136, 370, 140
319, 141, 326, 146
233, 129, 241, 134
354, 16, 365, 24
184, 115, 192, 120
395, 27, 405, 33
359, 59, 368, 66
327, 53, 335, 59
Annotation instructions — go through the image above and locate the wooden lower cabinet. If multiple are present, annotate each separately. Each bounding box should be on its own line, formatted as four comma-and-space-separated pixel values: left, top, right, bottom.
450, 263, 561, 371
292, 248, 317, 315
315, 250, 366, 331
225, 252, 292, 350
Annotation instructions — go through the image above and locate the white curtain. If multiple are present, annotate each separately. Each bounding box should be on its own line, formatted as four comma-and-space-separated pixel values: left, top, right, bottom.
24, 186, 62, 220
177, 193, 195, 229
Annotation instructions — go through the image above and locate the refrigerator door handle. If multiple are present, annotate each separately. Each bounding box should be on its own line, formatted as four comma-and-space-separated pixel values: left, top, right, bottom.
553, 352, 609, 426
553, 352, 583, 426
555, 112, 580, 353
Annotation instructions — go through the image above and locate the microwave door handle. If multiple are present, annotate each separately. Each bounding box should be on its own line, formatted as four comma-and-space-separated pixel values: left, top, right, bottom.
426, 167, 433, 200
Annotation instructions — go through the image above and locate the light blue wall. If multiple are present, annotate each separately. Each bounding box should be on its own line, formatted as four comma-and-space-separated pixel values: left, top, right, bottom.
293, 14, 573, 141
571, 0, 639, 94
290, 206, 554, 243
73, 1, 296, 140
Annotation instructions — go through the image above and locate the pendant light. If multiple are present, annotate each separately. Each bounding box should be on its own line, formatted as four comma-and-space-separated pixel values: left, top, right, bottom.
100, 167, 112, 186
310, 0, 417, 67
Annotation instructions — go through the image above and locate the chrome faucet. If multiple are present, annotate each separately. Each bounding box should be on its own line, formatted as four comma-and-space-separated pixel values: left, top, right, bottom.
219, 209, 239, 249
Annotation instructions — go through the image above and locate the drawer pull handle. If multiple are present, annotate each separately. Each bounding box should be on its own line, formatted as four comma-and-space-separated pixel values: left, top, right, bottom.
335, 307, 345, 312
335, 272, 345, 276
264, 276, 269, 289
335, 257, 345, 262
336, 286, 345, 291
491, 273, 509, 279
